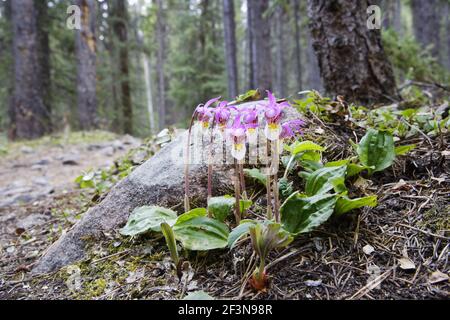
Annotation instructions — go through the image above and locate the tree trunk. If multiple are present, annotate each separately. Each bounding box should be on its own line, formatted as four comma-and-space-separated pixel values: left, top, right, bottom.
292, 0, 303, 90
247, 0, 255, 89
275, 5, 287, 97
307, 0, 399, 104
35, 0, 51, 116
75, 0, 97, 130
306, 26, 323, 91
446, 1, 450, 70
3, 0, 15, 140
248, 0, 272, 93
223, 0, 239, 99
411, 0, 441, 58
11, 0, 50, 140
112, 0, 133, 134
156, 0, 166, 131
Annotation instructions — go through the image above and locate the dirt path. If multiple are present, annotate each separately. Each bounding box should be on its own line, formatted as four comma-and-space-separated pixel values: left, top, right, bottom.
0, 132, 141, 208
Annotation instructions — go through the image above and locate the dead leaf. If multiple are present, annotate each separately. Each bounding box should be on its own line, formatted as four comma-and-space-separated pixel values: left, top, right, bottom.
398, 257, 416, 270
428, 271, 449, 284
363, 244, 375, 255
392, 179, 407, 190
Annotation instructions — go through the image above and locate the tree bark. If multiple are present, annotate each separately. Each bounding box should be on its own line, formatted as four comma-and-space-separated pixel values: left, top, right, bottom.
75, 0, 97, 130
112, 0, 133, 134
307, 0, 399, 104
306, 26, 323, 91
11, 0, 51, 139
248, 0, 272, 93
223, 0, 239, 99
275, 5, 287, 97
156, 0, 166, 130
411, 0, 441, 58
247, 0, 255, 89
292, 0, 303, 90
35, 0, 51, 116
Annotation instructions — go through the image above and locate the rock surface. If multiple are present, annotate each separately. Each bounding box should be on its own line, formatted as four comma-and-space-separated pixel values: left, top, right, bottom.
32, 103, 301, 274
32, 132, 232, 274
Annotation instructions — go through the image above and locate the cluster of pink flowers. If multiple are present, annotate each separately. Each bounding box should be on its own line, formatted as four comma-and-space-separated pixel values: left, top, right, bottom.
193, 91, 305, 161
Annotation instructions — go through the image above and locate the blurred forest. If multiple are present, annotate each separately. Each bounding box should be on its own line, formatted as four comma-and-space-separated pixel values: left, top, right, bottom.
0, 0, 449, 140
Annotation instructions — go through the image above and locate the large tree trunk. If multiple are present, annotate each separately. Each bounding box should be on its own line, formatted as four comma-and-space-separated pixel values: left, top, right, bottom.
156, 0, 166, 131
246, 0, 255, 89
307, 0, 399, 104
411, 0, 441, 59
223, 0, 239, 99
35, 0, 51, 117
292, 0, 303, 90
306, 26, 323, 91
274, 5, 287, 97
248, 0, 272, 93
2, 0, 15, 140
112, 0, 133, 134
11, 0, 51, 140
75, 0, 97, 130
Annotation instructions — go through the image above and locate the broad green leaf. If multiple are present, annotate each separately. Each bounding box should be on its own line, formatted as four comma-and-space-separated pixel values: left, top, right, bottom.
160, 222, 179, 265
228, 220, 257, 248
347, 163, 371, 177
357, 129, 396, 173
120, 206, 178, 236
281, 192, 337, 235
285, 141, 325, 155
244, 168, 267, 186
335, 196, 378, 216
175, 208, 207, 225
325, 160, 368, 177
300, 151, 322, 162
183, 291, 215, 300
173, 215, 229, 251
325, 159, 350, 167
305, 165, 347, 196
239, 199, 253, 213
208, 196, 235, 222
395, 144, 416, 156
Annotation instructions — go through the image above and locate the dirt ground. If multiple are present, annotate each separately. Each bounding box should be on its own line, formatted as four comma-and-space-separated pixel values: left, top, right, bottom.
0, 128, 448, 300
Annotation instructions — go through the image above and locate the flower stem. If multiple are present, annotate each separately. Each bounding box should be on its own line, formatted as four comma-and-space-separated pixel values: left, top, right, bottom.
272, 141, 280, 223
184, 114, 197, 212
266, 140, 272, 220
234, 159, 241, 225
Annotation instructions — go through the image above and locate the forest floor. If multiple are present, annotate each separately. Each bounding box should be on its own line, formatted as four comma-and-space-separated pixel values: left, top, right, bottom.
0, 120, 449, 300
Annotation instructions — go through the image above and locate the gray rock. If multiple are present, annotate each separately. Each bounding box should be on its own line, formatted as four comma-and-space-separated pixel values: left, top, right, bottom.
32, 103, 302, 274
20, 146, 34, 154
62, 155, 80, 166
16, 214, 49, 230
102, 146, 115, 157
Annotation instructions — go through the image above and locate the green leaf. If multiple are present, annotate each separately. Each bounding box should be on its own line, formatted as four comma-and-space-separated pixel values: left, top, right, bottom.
228, 220, 257, 249
347, 163, 371, 177
335, 196, 378, 216
249, 222, 293, 262
325, 159, 350, 167
183, 291, 215, 300
208, 196, 235, 222
286, 141, 325, 155
395, 144, 416, 156
357, 129, 396, 173
244, 168, 267, 186
120, 206, 178, 236
173, 215, 229, 251
305, 165, 347, 196
281, 192, 337, 235
279, 177, 294, 198
160, 222, 179, 266
175, 208, 207, 225
239, 199, 253, 213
